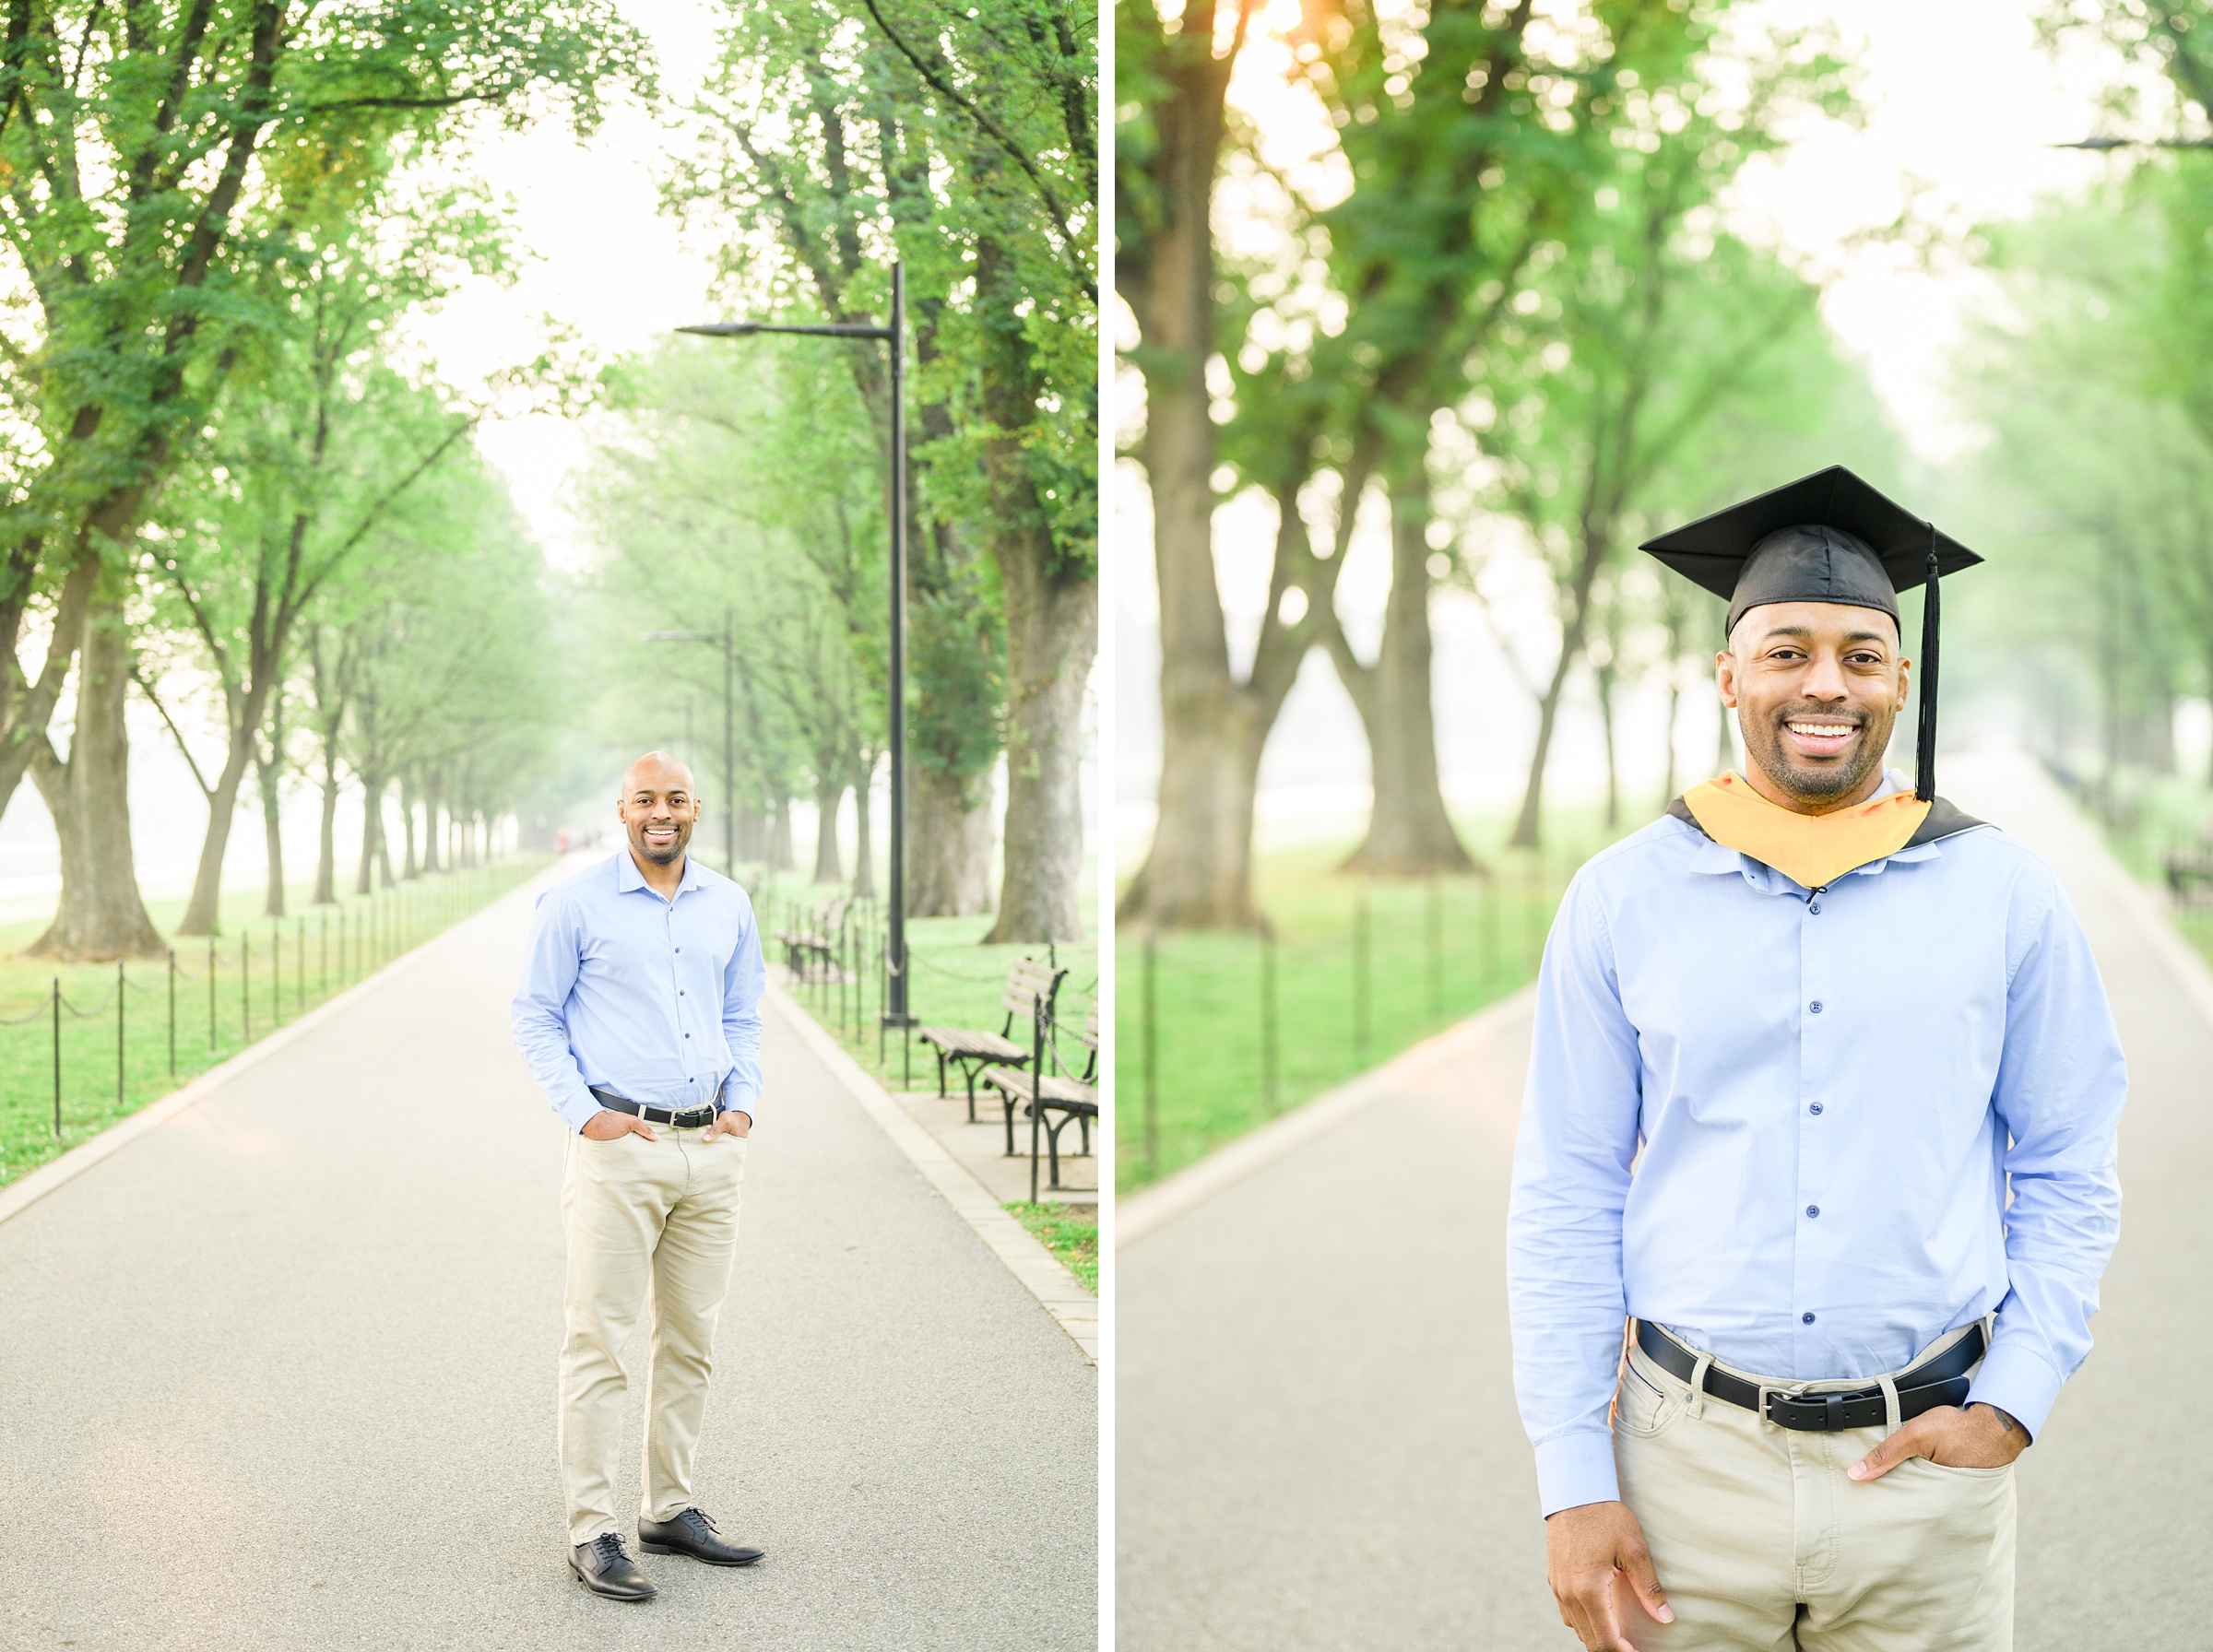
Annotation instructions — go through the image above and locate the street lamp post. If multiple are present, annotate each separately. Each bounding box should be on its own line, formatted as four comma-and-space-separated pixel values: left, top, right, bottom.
641, 607, 737, 877
680, 263, 911, 1035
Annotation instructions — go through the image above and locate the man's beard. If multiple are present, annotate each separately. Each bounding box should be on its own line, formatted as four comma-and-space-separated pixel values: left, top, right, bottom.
1740, 704, 1895, 806
632, 820, 691, 864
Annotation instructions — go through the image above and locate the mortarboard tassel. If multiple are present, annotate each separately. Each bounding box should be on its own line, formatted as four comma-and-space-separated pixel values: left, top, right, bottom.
1915, 526, 1938, 802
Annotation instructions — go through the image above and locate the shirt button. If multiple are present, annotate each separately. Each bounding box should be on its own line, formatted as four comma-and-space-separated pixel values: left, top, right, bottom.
1806, 1205, 1820, 1218
1802, 1312, 1817, 1325
1809, 1103, 1824, 1115
1809, 1001, 1823, 1013
1808, 903, 1821, 914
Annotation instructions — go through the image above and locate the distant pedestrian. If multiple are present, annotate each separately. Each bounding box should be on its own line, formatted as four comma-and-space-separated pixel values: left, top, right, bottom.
1509, 467, 2126, 1651
512, 750, 768, 1601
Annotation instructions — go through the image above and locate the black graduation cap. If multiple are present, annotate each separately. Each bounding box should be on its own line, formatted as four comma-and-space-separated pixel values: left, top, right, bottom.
1639, 466, 1982, 803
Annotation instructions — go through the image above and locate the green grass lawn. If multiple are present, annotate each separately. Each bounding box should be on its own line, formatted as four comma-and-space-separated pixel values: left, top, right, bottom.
1006, 1199, 1097, 1292
0, 856, 546, 1189
750, 876, 1097, 1099
1117, 809, 1632, 1195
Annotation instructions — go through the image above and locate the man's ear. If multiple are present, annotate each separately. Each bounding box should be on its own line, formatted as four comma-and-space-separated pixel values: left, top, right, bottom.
1715, 648, 1738, 709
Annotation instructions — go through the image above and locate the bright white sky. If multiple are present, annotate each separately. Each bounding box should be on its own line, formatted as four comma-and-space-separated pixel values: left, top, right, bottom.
1114, 0, 2160, 852
407, 0, 728, 571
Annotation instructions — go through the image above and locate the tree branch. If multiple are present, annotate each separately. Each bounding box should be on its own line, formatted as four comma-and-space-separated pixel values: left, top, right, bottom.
131, 667, 216, 801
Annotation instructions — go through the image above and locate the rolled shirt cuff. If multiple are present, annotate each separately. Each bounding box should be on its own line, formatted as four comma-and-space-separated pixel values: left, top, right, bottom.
1533, 1428, 1621, 1517
718, 1086, 760, 1120
1964, 1337, 2063, 1443
558, 1088, 604, 1135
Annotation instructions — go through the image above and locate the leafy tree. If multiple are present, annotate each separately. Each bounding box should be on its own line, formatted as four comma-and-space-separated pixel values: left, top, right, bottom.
141, 186, 506, 935
673, 0, 1095, 938
576, 336, 890, 890
0, 0, 648, 955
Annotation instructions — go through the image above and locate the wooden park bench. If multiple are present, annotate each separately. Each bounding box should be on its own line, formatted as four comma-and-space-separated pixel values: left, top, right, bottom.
2168, 846, 2213, 905
980, 1003, 1100, 1193
775, 897, 852, 983
916, 958, 1065, 1121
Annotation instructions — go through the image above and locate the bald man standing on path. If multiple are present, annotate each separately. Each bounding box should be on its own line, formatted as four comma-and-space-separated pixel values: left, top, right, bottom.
513, 752, 769, 1601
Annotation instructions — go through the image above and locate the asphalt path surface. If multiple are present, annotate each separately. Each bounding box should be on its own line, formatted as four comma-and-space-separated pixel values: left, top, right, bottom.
1118, 749, 2209, 1650
0, 864, 1095, 1652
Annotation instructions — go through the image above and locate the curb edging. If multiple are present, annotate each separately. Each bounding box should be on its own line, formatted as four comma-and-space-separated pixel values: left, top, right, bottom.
765, 980, 1098, 1365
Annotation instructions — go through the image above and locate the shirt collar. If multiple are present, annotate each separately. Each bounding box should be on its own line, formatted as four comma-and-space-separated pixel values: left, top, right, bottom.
612, 847, 703, 898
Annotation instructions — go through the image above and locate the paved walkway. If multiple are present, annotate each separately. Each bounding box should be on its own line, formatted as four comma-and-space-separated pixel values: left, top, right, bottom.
897, 1084, 1100, 1210
0, 867, 1095, 1652
1118, 748, 2209, 1649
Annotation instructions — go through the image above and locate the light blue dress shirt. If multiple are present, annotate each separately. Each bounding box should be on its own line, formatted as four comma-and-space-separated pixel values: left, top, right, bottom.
1507, 798, 2125, 1517
511, 850, 766, 1134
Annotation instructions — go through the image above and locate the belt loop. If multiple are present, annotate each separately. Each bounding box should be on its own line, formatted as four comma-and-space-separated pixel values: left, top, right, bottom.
1878, 1373, 1900, 1433
1687, 1352, 1712, 1421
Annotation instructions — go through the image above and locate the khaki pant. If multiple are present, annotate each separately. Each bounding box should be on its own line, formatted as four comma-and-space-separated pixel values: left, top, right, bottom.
558, 1123, 749, 1546
1613, 1330, 2015, 1652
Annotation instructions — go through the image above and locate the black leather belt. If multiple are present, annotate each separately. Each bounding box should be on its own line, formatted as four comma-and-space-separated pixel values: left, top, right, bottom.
589, 1085, 717, 1130
1633, 1318, 1984, 1433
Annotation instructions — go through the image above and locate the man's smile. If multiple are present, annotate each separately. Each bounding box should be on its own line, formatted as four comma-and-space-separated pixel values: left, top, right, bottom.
1781, 717, 1861, 759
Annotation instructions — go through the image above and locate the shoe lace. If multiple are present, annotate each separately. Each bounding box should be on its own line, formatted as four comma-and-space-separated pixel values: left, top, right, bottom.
681, 1507, 719, 1536
591, 1532, 629, 1565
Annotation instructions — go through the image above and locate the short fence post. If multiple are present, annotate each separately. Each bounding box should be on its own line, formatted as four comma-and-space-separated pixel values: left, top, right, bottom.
115, 959, 124, 1109
1029, 994, 1045, 1205
1522, 858, 1540, 973
1354, 885, 1371, 1067
207, 934, 216, 1055
1481, 874, 1498, 985
1260, 920, 1279, 1115
1142, 929, 1159, 1180
1426, 878, 1443, 1021
242, 931, 251, 1045
167, 948, 176, 1078
50, 977, 60, 1137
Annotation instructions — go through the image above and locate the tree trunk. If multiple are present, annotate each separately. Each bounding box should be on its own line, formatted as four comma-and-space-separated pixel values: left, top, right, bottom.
1120, 482, 1327, 929
1330, 474, 1474, 875
422, 767, 443, 874
908, 762, 995, 917
811, 779, 844, 884
1598, 664, 1620, 831
314, 747, 340, 905
1115, 11, 1257, 930
28, 594, 167, 958
1510, 521, 1612, 849
357, 777, 385, 896
985, 548, 1095, 943
1662, 670, 1682, 808
176, 687, 274, 938
398, 771, 419, 879
851, 761, 876, 899
737, 806, 767, 863
259, 752, 286, 918
770, 796, 794, 871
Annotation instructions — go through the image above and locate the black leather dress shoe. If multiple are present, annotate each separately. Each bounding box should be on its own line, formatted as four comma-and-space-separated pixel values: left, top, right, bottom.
639, 1507, 765, 1566
569, 1532, 657, 1600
